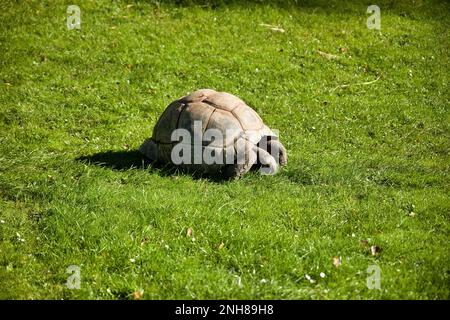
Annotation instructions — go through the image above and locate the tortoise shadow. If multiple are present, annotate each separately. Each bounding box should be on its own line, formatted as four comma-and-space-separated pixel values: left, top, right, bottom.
76, 150, 233, 183
77, 150, 150, 171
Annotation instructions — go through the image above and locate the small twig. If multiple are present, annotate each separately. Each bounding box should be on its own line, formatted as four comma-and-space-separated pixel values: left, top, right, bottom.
330, 76, 381, 92
317, 49, 338, 60
260, 23, 285, 33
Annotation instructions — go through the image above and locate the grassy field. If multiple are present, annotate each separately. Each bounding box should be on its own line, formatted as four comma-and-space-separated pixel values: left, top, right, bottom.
0, 0, 449, 299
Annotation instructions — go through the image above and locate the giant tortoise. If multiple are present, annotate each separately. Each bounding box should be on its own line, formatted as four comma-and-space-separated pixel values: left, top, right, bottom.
140, 89, 287, 177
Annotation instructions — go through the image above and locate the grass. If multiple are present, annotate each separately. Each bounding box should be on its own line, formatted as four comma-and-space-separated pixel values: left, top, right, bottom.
0, 0, 449, 299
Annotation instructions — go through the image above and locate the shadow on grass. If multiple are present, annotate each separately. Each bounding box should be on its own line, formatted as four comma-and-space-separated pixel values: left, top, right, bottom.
77, 150, 150, 171
76, 150, 233, 183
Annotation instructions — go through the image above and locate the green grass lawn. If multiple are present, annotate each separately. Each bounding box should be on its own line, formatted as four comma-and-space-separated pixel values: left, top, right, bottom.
0, 0, 449, 299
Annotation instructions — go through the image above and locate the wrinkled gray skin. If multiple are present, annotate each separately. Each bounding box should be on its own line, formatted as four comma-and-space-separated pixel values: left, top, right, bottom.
140, 89, 287, 178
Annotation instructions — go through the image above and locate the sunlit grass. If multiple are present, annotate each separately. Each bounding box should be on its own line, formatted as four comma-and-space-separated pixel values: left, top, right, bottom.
0, 0, 449, 299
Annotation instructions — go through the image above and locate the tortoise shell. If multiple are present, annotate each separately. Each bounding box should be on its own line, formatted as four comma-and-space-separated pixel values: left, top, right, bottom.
153, 89, 274, 146
151, 89, 275, 161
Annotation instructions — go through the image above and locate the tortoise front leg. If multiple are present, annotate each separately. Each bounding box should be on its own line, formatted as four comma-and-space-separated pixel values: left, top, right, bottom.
224, 140, 258, 179
255, 145, 279, 175
267, 139, 287, 166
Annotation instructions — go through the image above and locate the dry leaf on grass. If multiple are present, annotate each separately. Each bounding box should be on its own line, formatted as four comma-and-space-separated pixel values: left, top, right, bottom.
140, 237, 148, 246
186, 228, 193, 237
132, 290, 143, 300
332, 256, 342, 268
370, 245, 381, 256
218, 242, 225, 250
